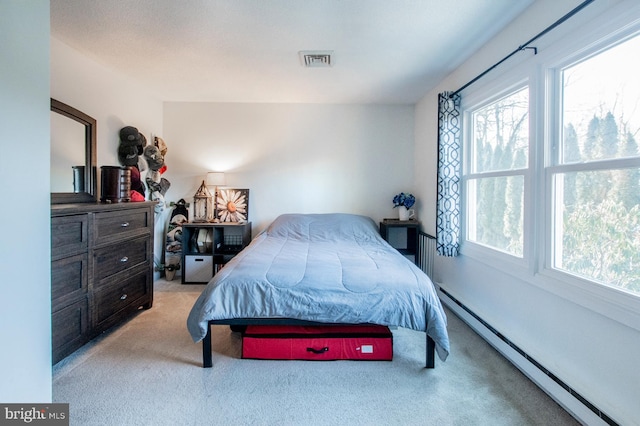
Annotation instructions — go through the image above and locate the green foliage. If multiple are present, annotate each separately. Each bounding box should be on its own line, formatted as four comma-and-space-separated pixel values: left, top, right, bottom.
557, 112, 639, 294
471, 89, 528, 255
473, 102, 639, 293
562, 200, 640, 293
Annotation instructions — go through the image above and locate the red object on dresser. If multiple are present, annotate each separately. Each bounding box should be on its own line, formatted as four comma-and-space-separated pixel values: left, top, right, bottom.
241, 324, 393, 361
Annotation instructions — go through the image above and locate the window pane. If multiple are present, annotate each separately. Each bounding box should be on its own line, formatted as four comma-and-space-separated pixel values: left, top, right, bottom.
561, 35, 640, 164
472, 88, 529, 173
467, 176, 524, 256
553, 169, 640, 295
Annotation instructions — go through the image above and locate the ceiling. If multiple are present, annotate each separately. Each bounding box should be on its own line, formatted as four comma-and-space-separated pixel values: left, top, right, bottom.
50, 0, 533, 104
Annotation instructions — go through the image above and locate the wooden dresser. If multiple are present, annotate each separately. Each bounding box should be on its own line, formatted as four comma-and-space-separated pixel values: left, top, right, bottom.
51, 202, 155, 364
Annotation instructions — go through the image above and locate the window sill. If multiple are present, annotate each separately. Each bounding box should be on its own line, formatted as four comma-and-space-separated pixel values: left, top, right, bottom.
460, 241, 640, 331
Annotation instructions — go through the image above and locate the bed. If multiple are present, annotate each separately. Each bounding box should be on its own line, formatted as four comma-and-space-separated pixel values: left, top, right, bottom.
187, 213, 450, 368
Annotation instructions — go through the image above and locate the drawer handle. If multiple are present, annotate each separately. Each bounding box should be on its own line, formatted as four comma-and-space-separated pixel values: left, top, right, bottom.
120, 256, 129, 263
120, 294, 127, 300
121, 222, 130, 227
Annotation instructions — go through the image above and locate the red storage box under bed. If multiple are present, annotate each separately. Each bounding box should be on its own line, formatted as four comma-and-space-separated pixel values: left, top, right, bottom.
241, 324, 393, 361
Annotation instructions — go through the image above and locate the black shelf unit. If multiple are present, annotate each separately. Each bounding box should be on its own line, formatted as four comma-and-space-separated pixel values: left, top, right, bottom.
181, 222, 251, 284
379, 219, 421, 264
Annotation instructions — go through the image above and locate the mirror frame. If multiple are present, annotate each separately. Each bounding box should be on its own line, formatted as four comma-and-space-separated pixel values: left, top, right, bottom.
51, 98, 97, 204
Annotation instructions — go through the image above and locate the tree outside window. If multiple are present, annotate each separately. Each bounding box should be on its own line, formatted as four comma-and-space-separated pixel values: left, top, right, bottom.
467, 87, 528, 257
552, 34, 640, 295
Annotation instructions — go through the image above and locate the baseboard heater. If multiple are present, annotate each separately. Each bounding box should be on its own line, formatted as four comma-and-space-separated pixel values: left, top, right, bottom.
414, 233, 617, 425
436, 287, 617, 426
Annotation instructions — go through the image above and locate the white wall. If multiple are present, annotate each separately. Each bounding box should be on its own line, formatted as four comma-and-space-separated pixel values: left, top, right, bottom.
414, 0, 640, 424
0, 1, 52, 402
163, 102, 415, 234
51, 37, 165, 265
51, 38, 164, 170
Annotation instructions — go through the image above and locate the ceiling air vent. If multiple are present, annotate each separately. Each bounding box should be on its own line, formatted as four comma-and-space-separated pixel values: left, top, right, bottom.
299, 51, 333, 67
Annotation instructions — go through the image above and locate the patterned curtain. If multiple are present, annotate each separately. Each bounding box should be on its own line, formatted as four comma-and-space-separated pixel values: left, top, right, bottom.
436, 92, 462, 256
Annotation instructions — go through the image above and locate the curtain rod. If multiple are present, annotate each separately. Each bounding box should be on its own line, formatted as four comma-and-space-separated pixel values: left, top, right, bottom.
450, 0, 595, 97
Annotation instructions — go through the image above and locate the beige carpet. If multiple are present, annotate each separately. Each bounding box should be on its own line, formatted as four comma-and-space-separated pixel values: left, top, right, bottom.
53, 279, 578, 426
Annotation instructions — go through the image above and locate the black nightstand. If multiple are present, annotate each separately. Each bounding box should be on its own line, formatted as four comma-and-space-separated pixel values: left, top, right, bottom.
380, 219, 421, 264
181, 222, 251, 283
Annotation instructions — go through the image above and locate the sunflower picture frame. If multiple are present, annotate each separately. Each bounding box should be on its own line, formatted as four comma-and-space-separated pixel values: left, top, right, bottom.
215, 188, 249, 223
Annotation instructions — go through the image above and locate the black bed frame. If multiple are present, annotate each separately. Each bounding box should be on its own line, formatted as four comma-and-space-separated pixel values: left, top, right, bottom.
201, 318, 436, 368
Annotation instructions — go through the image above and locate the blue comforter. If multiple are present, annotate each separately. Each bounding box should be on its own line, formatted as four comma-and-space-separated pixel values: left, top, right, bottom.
187, 213, 450, 361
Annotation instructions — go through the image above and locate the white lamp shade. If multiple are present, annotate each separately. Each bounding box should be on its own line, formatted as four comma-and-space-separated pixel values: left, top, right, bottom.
206, 172, 226, 186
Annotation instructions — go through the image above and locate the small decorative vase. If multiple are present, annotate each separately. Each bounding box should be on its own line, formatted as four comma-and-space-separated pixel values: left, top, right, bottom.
398, 206, 410, 221
165, 268, 176, 281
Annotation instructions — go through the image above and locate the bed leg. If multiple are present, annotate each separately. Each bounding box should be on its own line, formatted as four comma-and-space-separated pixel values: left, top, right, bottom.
202, 323, 213, 368
426, 335, 435, 369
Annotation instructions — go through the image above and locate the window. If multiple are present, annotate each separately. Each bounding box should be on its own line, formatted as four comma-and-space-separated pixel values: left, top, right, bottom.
465, 87, 529, 257
462, 29, 640, 298
550, 34, 640, 295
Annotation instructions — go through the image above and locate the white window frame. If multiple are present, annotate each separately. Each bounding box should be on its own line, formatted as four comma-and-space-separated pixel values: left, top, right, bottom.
458, 4, 640, 329
539, 27, 640, 298
461, 75, 534, 274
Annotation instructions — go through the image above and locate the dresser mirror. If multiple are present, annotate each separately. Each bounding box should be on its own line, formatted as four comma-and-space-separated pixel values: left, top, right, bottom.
51, 99, 97, 203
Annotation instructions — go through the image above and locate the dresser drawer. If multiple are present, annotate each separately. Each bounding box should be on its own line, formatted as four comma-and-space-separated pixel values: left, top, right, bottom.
52, 253, 88, 304
94, 208, 151, 245
52, 297, 89, 364
93, 268, 151, 328
94, 236, 150, 282
51, 214, 88, 260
